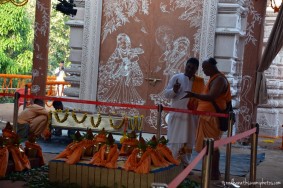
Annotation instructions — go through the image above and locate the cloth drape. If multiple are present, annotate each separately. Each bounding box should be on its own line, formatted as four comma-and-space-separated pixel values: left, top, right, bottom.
255, 6, 283, 104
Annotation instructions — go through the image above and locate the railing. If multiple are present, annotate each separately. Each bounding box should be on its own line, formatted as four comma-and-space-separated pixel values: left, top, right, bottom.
0, 74, 70, 96
0, 74, 56, 93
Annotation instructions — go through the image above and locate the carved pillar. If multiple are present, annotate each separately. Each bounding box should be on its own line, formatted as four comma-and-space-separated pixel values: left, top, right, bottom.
63, 0, 103, 112
257, 4, 283, 138
31, 0, 51, 96
64, 3, 85, 98
215, 0, 247, 112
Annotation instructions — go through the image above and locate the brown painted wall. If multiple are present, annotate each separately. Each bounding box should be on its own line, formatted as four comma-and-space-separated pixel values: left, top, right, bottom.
97, 1, 203, 133
238, 0, 267, 137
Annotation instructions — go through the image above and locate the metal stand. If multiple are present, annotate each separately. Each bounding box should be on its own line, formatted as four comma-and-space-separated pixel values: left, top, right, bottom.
249, 123, 259, 188
224, 112, 234, 186
156, 104, 163, 139
13, 92, 20, 132
202, 138, 214, 188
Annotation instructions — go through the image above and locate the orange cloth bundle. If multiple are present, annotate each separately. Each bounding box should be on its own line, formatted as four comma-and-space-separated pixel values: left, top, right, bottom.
124, 148, 152, 174
119, 138, 138, 156
2, 126, 31, 172
2, 129, 17, 139
8, 145, 31, 171
149, 147, 170, 167
66, 139, 96, 165
25, 141, 45, 166
54, 141, 81, 159
156, 144, 180, 165
0, 147, 8, 177
89, 144, 119, 169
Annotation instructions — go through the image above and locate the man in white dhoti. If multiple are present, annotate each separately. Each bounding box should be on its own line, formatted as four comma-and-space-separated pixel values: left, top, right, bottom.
164, 57, 205, 166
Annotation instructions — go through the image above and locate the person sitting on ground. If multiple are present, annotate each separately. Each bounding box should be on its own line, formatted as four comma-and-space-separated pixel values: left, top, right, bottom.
52, 100, 64, 136
17, 98, 48, 139
51, 100, 76, 137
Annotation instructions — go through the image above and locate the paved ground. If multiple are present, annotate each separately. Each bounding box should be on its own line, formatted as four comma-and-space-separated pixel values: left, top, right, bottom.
0, 103, 283, 187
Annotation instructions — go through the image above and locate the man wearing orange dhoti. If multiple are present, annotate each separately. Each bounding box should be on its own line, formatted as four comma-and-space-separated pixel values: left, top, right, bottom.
182, 57, 232, 180
164, 57, 204, 166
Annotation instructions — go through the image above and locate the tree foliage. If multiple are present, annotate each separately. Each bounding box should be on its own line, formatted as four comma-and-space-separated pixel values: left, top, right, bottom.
0, 3, 33, 74
0, 0, 70, 75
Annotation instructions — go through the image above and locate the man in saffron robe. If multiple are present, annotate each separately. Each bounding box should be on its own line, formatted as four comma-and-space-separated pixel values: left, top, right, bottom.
183, 57, 232, 180
164, 57, 204, 166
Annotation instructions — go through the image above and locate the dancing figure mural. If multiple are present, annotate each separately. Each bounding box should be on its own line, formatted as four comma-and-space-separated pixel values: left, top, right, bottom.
151, 26, 191, 106
98, 33, 145, 106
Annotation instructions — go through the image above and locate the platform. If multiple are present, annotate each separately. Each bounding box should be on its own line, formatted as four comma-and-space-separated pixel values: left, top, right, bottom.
49, 158, 182, 188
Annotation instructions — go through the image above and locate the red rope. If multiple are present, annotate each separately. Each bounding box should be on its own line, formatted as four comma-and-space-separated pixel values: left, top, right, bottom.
168, 127, 257, 188
0, 92, 228, 118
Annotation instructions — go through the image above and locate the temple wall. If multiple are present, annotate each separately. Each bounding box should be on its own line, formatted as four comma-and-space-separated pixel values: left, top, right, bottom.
63, 0, 283, 137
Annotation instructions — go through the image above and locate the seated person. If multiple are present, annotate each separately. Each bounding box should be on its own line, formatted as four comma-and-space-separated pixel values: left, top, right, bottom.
17, 99, 48, 139
52, 100, 75, 137
52, 100, 63, 136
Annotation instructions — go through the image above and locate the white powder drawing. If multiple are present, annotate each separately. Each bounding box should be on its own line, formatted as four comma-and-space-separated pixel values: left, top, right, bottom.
238, 76, 253, 132
245, 0, 262, 45
101, 0, 152, 42
159, 0, 203, 56
150, 26, 190, 106
98, 33, 145, 105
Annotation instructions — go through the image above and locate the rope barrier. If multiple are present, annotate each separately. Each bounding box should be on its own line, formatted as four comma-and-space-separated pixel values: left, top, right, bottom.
167, 127, 257, 188
167, 146, 207, 188
0, 92, 228, 118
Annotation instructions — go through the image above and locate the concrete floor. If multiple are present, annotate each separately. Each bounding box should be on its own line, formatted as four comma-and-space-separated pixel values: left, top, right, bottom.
0, 103, 283, 187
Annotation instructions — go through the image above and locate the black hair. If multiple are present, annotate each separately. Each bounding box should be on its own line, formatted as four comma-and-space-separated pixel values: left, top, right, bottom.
52, 100, 64, 110
186, 57, 199, 68
60, 61, 64, 64
204, 57, 217, 65
33, 99, 44, 107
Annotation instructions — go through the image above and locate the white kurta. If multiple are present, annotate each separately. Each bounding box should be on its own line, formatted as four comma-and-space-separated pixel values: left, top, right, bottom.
164, 73, 198, 149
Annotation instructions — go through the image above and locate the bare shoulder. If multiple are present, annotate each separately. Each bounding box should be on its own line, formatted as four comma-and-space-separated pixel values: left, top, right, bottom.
210, 75, 228, 92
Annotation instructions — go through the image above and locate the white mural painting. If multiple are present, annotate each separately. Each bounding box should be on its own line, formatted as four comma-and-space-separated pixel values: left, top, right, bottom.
101, 0, 152, 43
34, 1, 49, 37
159, 0, 203, 56
98, 33, 145, 109
98, 0, 203, 130
245, 0, 262, 45
238, 75, 253, 133
150, 25, 190, 107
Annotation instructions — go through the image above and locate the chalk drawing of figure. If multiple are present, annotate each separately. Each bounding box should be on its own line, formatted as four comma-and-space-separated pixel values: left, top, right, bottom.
156, 26, 175, 64
98, 33, 145, 105
163, 37, 190, 77
151, 27, 190, 106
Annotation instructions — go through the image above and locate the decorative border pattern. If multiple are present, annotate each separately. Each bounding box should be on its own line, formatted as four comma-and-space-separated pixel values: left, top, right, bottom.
80, 0, 103, 111
199, 0, 218, 73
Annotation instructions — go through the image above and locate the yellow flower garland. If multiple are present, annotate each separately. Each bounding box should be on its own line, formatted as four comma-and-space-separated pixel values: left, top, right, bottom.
53, 110, 69, 123
90, 114, 102, 127
109, 116, 125, 130
72, 111, 87, 124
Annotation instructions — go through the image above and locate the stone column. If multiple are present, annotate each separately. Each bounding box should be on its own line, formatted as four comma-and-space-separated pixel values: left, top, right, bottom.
214, 0, 248, 134
31, 0, 51, 97
62, 0, 102, 112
